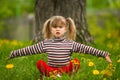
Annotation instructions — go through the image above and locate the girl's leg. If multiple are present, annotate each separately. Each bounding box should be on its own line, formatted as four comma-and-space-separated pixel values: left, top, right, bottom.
36, 60, 52, 76
61, 61, 73, 74
37, 59, 80, 78
37, 60, 61, 78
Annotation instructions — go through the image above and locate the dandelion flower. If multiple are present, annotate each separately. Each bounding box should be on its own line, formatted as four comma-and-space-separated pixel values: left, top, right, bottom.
117, 59, 120, 63
93, 70, 99, 75
3, 39, 9, 44
101, 70, 112, 77
101, 70, 106, 74
49, 70, 58, 79
71, 59, 80, 65
88, 61, 94, 67
109, 63, 113, 67
6, 64, 14, 69
103, 78, 107, 80
11, 40, 18, 46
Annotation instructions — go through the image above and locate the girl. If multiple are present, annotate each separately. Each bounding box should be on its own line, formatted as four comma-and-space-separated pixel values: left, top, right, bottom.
8, 16, 112, 79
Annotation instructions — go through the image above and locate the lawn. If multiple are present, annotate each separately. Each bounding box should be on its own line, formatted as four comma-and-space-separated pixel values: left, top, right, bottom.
0, 35, 120, 80
0, 13, 120, 80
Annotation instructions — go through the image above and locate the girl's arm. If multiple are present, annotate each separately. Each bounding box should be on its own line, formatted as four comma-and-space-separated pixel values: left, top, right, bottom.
72, 41, 112, 63
9, 41, 44, 59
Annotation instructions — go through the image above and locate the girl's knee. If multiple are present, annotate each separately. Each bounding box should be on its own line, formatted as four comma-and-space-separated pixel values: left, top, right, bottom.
36, 60, 45, 68
37, 60, 44, 65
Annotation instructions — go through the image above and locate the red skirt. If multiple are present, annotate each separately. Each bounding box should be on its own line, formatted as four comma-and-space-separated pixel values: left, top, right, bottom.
36, 59, 80, 77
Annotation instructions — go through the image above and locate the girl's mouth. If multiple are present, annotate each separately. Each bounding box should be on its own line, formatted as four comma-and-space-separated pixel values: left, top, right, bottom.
56, 32, 60, 35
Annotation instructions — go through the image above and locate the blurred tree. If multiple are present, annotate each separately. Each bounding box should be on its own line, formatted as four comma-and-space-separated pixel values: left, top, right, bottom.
34, 0, 93, 43
0, 0, 34, 39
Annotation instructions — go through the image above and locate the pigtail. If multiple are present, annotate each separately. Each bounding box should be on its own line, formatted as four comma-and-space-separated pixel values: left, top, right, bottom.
66, 17, 76, 40
42, 19, 51, 39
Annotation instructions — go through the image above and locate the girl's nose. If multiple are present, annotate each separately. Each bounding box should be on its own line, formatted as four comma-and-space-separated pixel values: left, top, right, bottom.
56, 27, 60, 30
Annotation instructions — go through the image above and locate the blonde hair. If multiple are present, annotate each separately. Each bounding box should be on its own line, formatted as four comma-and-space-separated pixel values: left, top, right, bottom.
42, 16, 76, 40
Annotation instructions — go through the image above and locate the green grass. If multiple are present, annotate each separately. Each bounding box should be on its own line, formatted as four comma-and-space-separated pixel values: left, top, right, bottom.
0, 36, 120, 80
0, 13, 120, 80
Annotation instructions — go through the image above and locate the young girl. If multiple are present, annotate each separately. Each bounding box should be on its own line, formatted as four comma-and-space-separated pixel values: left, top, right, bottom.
8, 16, 112, 79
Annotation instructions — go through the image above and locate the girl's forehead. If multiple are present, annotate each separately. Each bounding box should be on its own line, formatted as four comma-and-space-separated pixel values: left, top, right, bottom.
51, 19, 66, 27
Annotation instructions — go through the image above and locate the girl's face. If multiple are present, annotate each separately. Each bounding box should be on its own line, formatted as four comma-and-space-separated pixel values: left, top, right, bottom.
50, 23, 67, 38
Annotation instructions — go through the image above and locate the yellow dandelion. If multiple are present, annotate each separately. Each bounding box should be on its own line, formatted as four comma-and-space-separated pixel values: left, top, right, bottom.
71, 59, 80, 65
103, 78, 107, 80
101, 70, 112, 77
11, 40, 18, 46
3, 39, 9, 44
49, 70, 57, 79
53, 70, 58, 74
88, 61, 94, 67
6, 64, 14, 69
117, 59, 120, 63
107, 63, 115, 71
101, 70, 106, 74
93, 70, 99, 75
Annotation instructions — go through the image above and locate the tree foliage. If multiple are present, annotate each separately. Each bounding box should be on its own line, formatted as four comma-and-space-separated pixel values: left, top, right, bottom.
0, 0, 34, 38
0, 0, 34, 19
87, 0, 120, 10
0, 0, 119, 19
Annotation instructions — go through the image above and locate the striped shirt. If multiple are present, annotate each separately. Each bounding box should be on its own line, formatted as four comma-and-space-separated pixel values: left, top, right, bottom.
10, 37, 109, 67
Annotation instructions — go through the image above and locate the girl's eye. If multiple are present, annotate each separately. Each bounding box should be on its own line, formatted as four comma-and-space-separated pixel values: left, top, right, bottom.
53, 26, 57, 28
59, 26, 63, 28
52, 26, 63, 28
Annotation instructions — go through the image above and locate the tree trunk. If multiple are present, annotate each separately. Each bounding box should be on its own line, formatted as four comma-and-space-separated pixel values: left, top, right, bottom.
34, 0, 93, 43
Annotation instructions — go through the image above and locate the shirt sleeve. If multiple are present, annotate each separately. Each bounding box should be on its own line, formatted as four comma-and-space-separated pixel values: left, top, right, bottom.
72, 41, 109, 57
9, 41, 44, 59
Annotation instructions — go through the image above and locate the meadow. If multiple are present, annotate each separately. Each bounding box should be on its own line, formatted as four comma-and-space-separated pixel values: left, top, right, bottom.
0, 13, 120, 80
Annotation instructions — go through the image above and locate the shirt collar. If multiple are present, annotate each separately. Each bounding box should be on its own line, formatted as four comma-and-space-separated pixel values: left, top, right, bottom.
53, 36, 66, 42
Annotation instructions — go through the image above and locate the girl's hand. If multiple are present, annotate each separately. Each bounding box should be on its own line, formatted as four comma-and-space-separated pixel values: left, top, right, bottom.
105, 54, 112, 63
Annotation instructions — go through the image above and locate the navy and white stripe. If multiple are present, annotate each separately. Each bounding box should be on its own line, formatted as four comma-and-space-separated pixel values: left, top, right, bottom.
10, 37, 109, 67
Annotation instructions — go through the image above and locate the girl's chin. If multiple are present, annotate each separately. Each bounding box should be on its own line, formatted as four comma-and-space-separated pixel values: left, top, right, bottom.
55, 36, 61, 38
54, 36, 63, 38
